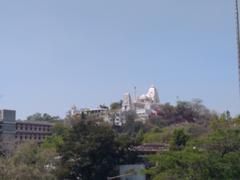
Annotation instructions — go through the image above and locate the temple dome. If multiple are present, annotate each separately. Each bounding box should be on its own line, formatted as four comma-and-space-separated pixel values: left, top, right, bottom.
146, 86, 160, 103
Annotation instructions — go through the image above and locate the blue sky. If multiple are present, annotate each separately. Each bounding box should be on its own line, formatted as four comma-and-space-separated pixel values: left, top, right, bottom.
0, 0, 239, 119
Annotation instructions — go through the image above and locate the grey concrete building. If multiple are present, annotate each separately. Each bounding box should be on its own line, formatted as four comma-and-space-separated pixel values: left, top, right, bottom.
15, 121, 53, 145
0, 109, 53, 152
0, 110, 16, 151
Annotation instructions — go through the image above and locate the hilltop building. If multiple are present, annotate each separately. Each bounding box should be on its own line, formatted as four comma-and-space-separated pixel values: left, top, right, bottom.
122, 93, 133, 111
122, 85, 161, 122
68, 85, 161, 126
69, 106, 108, 120
69, 104, 126, 126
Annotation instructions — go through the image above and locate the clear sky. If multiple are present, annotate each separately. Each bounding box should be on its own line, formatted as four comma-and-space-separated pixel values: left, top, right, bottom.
0, 0, 239, 119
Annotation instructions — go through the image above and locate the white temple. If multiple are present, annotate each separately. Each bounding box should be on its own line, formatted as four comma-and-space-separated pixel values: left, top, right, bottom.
122, 85, 160, 122
146, 86, 160, 103
138, 85, 160, 104
122, 93, 133, 111
69, 85, 161, 125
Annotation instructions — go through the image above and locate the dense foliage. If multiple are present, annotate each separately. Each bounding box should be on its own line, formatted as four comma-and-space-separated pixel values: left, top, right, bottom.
26, 113, 62, 123
9, 101, 240, 179
145, 117, 240, 180
56, 121, 139, 180
57, 121, 118, 179
0, 142, 58, 180
149, 100, 214, 127
110, 101, 123, 110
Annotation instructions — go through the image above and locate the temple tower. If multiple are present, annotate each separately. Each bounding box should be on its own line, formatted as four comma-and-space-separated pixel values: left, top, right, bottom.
146, 85, 160, 103
122, 93, 133, 111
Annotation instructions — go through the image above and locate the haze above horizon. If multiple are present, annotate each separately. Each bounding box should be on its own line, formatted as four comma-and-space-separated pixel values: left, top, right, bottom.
0, 0, 239, 119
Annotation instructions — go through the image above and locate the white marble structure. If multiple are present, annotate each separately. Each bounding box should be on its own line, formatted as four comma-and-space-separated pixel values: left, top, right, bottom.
122, 93, 133, 111
146, 86, 160, 103
138, 85, 160, 104
121, 85, 160, 122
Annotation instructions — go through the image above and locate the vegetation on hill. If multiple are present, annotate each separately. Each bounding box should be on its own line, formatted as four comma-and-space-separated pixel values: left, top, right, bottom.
0, 141, 58, 180
110, 100, 123, 110
56, 121, 139, 180
149, 100, 215, 127
26, 113, 62, 123
2, 101, 240, 179
145, 116, 240, 179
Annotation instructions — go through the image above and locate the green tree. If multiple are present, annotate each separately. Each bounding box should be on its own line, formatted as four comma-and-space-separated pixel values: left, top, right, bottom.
42, 135, 64, 150
204, 128, 240, 158
57, 121, 120, 180
146, 122, 240, 180
27, 113, 61, 123
146, 149, 209, 180
170, 129, 189, 150
0, 141, 58, 180
110, 101, 122, 110
116, 134, 140, 164
52, 122, 69, 137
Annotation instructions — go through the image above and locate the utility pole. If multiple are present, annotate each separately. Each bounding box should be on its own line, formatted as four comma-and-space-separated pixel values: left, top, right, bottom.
235, 0, 240, 95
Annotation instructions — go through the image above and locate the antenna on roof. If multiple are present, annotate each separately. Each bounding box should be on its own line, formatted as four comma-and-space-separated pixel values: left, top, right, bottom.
235, 0, 240, 96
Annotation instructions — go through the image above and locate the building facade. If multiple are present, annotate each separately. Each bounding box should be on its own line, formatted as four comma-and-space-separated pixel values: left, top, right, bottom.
15, 121, 53, 145
0, 110, 16, 151
69, 105, 109, 123
0, 109, 53, 152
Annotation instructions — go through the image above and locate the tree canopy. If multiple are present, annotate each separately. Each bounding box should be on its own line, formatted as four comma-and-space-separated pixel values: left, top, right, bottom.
57, 121, 139, 180
145, 117, 240, 180
26, 113, 62, 123
4, 100, 240, 180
